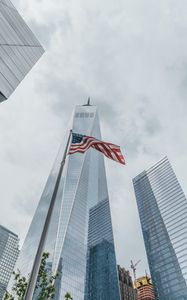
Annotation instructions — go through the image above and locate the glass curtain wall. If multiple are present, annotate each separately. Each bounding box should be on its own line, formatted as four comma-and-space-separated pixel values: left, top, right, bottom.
0, 0, 44, 102
133, 157, 187, 300
84, 199, 121, 300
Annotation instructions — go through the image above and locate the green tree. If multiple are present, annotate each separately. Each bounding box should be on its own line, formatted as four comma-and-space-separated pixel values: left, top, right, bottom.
3, 253, 60, 300
64, 292, 73, 300
34, 252, 60, 300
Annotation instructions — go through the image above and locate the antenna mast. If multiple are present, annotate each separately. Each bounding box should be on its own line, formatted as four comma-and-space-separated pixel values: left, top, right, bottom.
82, 97, 91, 106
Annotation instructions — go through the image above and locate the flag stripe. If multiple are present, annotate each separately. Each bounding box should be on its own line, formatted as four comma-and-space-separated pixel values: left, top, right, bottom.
69, 133, 125, 165
70, 137, 95, 151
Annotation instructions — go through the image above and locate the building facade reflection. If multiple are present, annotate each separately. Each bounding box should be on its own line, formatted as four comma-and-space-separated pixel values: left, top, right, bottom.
84, 199, 120, 300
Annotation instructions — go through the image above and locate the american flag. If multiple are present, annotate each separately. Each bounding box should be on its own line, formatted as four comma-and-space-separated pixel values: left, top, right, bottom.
69, 133, 125, 165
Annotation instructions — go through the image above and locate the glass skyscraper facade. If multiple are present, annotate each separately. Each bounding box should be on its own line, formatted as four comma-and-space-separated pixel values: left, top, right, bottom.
0, 0, 44, 103
11, 104, 120, 300
133, 157, 187, 300
84, 199, 120, 300
0, 225, 19, 300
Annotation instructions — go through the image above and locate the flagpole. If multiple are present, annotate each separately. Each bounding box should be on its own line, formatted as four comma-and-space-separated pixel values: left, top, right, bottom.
24, 129, 72, 300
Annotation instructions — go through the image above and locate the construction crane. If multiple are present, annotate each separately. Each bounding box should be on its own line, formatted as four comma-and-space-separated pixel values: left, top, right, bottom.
130, 259, 141, 282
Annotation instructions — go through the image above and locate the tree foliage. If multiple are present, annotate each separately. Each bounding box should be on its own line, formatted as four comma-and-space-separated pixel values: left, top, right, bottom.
64, 292, 73, 300
3, 253, 71, 300
34, 252, 60, 299
3, 270, 27, 300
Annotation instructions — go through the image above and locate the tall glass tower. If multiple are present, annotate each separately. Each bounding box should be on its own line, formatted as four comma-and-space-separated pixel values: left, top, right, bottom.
133, 157, 187, 300
0, 0, 44, 103
11, 104, 121, 300
0, 225, 19, 300
84, 198, 120, 300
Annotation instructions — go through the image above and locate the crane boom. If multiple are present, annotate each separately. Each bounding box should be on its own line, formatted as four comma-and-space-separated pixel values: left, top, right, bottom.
130, 259, 141, 282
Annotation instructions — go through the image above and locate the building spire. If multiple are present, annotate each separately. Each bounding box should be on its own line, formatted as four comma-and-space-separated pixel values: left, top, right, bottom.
83, 97, 91, 106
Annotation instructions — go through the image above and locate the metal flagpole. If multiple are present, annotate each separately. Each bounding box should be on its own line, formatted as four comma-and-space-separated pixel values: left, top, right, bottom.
24, 129, 72, 300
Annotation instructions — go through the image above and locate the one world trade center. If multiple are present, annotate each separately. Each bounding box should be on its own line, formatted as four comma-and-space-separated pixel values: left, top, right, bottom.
12, 103, 121, 300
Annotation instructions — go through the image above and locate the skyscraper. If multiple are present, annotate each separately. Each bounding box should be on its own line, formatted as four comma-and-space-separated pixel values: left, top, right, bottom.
0, 225, 19, 300
0, 0, 44, 103
118, 265, 137, 300
133, 157, 187, 300
84, 199, 120, 300
11, 104, 121, 300
135, 276, 155, 300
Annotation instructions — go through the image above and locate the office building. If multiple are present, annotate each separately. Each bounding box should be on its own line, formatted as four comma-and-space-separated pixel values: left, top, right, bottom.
0, 225, 19, 299
84, 199, 120, 300
118, 265, 137, 300
0, 0, 44, 103
133, 157, 187, 300
135, 276, 155, 300
11, 104, 121, 300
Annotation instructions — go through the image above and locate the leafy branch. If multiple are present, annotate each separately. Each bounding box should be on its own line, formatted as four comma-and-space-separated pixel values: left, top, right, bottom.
3, 253, 72, 300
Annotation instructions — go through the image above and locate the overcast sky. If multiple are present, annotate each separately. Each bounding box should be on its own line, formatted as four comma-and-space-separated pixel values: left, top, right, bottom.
1, 0, 187, 279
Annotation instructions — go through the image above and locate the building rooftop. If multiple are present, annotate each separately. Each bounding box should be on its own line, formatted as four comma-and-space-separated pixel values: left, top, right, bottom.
0, 224, 18, 238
